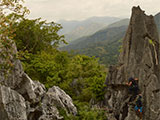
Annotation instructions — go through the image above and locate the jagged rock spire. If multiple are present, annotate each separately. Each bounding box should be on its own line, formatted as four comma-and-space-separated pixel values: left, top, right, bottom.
105, 6, 160, 120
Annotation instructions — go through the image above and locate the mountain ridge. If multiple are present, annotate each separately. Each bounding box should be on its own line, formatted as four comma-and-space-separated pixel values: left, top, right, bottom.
58, 16, 122, 42
61, 13, 160, 66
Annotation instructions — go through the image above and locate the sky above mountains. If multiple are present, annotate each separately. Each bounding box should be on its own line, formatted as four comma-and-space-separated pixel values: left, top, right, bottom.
25, 0, 160, 22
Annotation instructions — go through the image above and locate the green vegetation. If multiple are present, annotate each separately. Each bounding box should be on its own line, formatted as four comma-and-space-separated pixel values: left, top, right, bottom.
60, 101, 107, 120
11, 18, 66, 54
1, 1, 160, 120
1, 1, 108, 119
20, 49, 106, 102
0, 0, 29, 73
10, 17, 107, 102
62, 13, 160, 67
67, 37, 123, 67
14, 18, 107, 119
149, 39, 154, 46
0, 3, 107, 120
61, 25, 127, 66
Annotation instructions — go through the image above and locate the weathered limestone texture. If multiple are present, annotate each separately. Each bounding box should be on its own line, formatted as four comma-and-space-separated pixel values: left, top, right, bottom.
0, 40, 77, 120
105, 6, 160, 120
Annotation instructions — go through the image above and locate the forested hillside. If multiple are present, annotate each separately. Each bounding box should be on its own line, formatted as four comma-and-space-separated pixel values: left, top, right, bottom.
0, 0, 109, 119
62, 14, 160, 66
12, 17, 107, 120
61, 25, 128, 66
59, 16, 121, 43
1, 0, 160, 120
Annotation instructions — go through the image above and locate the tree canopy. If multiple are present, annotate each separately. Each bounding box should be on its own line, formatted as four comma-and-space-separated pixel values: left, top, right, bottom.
0, 1, 108, 119
0, 0, 29, 73
11, 18, 66, 54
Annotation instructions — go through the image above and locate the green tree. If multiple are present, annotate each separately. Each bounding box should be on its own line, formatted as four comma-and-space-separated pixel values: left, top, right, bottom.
23, 51, 106, 102
24, 50, 70, 88
0, 0, 29, 73
1, 1, 108, 119
11, 18, 66, 54
63, 55, 106, 101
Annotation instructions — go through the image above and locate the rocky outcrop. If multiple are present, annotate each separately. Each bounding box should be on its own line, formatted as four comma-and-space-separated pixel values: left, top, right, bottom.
46, 86, 77, 116
0, 75, 77, 120
35, 86, 77, 120
15, 73, 46, 102
0, 73, 77, 120
0, 43, 77, 119
26, 85, 76, 120
105, 6, 160, 120
0, 85, 27, 120
0, 42, 24, 89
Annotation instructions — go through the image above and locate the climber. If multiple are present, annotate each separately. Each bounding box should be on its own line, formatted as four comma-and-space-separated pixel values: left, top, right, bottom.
126, 77, 139, 101
134, 94, 143, 118
126, 77, 139, 94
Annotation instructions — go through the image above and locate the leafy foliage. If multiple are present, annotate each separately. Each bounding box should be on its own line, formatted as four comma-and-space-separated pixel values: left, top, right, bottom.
23, 50, 69, 87
0, 0, 29, 73
59, 101, 107, 120
8, 11, 106, 103
23, 51, 106, 102
11, 16, 107, 119
11, 18, 66, 54
61, 26, 127, 66
1, 1, 108, 119
62, 55, 106, 101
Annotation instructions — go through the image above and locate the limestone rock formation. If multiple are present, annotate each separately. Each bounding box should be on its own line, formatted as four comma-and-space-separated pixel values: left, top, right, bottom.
0, 85, 27, 120
16, 73, 46, 102
0, 73, 77, 120
0, 44, 77, 119
46, 86, 77, 116
36, 86, 77, 120
0, 42, 24, 89
105, 6, 160, 120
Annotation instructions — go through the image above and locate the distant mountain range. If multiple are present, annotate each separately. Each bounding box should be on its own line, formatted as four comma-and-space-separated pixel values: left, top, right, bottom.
155, 12, 160, 33
106, 18, 129, 28
61, 13, 160, 66
58, 16, 121, 43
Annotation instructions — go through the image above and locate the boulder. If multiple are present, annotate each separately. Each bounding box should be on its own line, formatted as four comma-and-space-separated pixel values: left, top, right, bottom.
105, 6, 160, 120
0, 85, 27, 120
26, 86, 77, 120
43, 86, 77, 116
15, 73, 46, 102
0, 40, 77, 119
26, 101, 63, 120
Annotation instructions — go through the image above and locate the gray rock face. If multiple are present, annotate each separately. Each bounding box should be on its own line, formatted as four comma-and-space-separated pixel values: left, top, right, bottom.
0, 42, 77, 119
0, 73, 77, 120
16, 73, 46, 102
0, 42, 24, 89
27, 86, 77, 120
0, 85, 27, 120
26, 98, 63, 120
105, 6, 160, 120
46, 86, 77, 116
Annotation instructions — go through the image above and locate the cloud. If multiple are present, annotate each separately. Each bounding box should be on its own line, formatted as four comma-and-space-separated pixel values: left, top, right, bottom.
24, 0, 160, 22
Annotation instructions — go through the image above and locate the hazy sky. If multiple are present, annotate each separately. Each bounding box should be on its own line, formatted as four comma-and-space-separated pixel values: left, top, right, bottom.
24, 0, 160, 22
